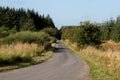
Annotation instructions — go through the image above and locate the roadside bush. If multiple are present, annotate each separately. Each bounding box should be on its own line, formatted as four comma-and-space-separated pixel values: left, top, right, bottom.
61, 26, 81, 42
0, 31, 9, 38
41, 27, 58, 37
77, 24, 102, 47
0, 26, 9, 38
0, 31, 56, 50
0, 31, 51, 44
61, 22, 102, 47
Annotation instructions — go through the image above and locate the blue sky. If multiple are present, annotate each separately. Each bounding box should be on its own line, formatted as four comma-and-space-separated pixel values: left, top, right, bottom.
0, 0, 120, 29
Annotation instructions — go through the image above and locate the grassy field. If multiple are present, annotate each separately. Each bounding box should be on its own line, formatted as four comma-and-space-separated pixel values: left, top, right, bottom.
0, 31, 55, 72
0, 43, 43, 64
0, 42, 53, 72
63, 40, 120, 80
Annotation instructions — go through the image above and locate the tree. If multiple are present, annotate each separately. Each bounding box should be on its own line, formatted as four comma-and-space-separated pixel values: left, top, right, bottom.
20, 18, 35, 31
77, 22, 102, 47
112, 16, 120, 41
100, 19, 115, 40
0, 7, 56, 32
41, 27, 58, 37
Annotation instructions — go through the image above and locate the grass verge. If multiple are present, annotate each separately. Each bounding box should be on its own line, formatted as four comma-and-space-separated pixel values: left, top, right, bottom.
62, 40, 120, 80
0, 31, 56, 72
0, 51, 53, 72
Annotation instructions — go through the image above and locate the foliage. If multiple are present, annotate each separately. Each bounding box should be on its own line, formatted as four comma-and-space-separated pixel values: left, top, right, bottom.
77, 22, 101, 46
0, 7, 55, 32
0, 7, 56, 70
99, 17, 120, 42
61, 22, 102, 47
20, 18, 35, 31
99, 19, 115, 40
61, 26, 81, 42
61, 16, 120, 45
0, 26, 9, 38
41, 27, 58, 37
0, 31, 55, 49
0, 31, 55, 65
111, 17, 120, 41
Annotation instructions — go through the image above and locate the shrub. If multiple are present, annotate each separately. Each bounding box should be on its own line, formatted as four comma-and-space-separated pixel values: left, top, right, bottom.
77, 23, 102, 47
0, 31, 56, 50
0, 26, 9, 38
0, 31, 55, 47
61, 23, 102, 47
0, 31, 9, 38
41, 27, 58, 37
61, 26, 81, 42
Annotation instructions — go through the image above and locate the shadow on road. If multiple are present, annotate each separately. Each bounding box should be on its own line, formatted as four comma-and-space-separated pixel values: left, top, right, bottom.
54, 40, 67, 53
54, 48, 65, 53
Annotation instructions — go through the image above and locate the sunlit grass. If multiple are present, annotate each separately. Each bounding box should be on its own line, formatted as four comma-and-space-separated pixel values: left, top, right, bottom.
0, 43, 53, 72
0, 43, 44, 64
63, 40, 120, 80
0, 51, 53, 72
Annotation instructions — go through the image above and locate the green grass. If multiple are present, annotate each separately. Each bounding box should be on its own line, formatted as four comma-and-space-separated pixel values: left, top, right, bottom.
0, 63, 31, 72
0, 31, 46, 44
62, 40, 119, 80
0, 31, 56, 47
0, 51, 53, 72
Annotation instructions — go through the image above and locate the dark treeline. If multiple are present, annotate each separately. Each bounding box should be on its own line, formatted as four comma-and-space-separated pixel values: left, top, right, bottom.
61, 17, 120, 47
0, 7, 55, 32
100, 17, 120, 42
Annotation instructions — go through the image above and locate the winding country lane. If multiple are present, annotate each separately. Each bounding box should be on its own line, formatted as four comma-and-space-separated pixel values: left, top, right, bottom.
0, 41, 91, 80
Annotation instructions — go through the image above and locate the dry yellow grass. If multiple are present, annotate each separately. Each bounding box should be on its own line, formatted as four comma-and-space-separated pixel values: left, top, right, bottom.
64, 40, 120, 79
0, 43, 44, 64
0, 43, 43, 56
82, 46, 120, 78
0, 43, 53, 72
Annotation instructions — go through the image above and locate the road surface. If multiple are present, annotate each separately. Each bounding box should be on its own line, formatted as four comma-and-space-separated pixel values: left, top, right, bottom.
0, 41, 91, 80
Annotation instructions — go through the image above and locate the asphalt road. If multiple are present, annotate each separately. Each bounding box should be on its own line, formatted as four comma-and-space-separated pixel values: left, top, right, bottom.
0, 41, 91, 80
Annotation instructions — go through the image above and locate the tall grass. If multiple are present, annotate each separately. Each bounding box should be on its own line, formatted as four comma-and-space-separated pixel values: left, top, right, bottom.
63, 40, 120, 80
0, 31, 55, 71
0, 43, 44, 65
